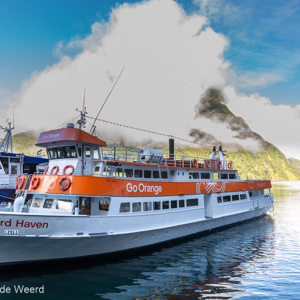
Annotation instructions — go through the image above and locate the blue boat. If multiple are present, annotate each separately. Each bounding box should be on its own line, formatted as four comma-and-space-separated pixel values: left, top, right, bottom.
0, 120, 48, 202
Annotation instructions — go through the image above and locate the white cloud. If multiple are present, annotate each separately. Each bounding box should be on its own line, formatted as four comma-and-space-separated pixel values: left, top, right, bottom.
223, 86, 300, 159
4, 0, 228, 143
2, 0, 300, 160
227, 69, 284, 89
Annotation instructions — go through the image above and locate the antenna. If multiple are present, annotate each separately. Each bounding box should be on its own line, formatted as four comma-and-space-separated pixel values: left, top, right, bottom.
90, 66, 125, 135
76, 88, 87, 129
0, 118, 14, 153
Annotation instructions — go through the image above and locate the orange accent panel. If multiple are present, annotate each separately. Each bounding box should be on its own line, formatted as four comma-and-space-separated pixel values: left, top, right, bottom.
28, 175, 272, 197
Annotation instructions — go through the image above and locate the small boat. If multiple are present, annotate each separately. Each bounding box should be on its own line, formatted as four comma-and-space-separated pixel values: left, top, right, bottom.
0, 120, 48, 204
0, 117, 274, 266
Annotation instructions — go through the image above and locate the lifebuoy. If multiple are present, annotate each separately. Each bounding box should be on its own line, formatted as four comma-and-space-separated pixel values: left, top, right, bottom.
59, 176, 72, 191
15, 175, 25, 190
192, 159, 198, 168
217, 160, 222, 169
205, 160, 211, 168
63, 165, 75, 175
31, 176, 40, 190
228, 162, 232, 169
50, 165, 59, 175
43, 166, 49, 175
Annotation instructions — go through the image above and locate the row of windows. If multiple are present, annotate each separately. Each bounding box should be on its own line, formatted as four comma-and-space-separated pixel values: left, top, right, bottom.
32, 198, 73, 211
100, 166, 237, 181
189, 172, 237, 180
102, 167, 169, 179
119, 198, 199, 213
217, 193, 247, 203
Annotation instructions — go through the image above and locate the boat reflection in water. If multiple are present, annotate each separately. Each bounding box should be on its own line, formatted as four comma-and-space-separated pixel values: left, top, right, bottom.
95, 215, 275, 299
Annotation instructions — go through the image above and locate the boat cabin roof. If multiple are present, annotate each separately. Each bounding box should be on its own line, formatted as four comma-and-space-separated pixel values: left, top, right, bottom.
35, 127, 107, 148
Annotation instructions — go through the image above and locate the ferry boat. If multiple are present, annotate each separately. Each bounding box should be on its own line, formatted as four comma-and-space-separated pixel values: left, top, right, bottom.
0, 121, 47, 204
0, 120, 274, 266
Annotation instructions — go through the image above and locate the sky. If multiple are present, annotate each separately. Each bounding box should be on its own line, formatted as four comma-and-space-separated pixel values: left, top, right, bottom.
0, 0, 300, 158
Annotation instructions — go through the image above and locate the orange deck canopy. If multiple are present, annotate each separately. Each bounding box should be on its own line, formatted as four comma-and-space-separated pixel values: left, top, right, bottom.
35, 127, 107, 147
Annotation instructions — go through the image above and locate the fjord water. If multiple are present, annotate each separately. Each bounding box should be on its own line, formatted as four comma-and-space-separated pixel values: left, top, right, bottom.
1, 182, 300, 299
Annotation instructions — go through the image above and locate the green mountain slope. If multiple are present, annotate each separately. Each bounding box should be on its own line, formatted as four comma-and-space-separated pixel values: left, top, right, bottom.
12, 132, 46, 157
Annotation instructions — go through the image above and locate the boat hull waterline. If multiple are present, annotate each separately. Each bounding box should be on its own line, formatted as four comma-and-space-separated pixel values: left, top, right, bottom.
0, 200, 272, 265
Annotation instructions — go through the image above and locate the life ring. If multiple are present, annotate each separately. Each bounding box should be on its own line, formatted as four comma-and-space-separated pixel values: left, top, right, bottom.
43, 166, 49, 175
59, 176, 72, 191
228, 162, 232, 169
15, 175, 25, 190
205, 160, 211, 168
192, 159, 198, 168
50, 165, 59, 175
31, 176, 40, 190
217, 160, 222, 169
63, 165, 75, 175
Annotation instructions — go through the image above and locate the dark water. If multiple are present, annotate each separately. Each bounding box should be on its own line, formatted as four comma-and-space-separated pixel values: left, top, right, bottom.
1, 182, 300, 299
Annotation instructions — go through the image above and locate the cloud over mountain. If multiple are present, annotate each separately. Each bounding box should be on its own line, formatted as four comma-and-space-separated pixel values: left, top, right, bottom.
1, 0, 300, 159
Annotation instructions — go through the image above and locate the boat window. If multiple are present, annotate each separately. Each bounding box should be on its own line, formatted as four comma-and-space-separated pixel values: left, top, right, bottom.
161, 171, 168, 179
232, 195, 239, 201
93, 147, 100, 159
116, 168, 123, 177
171, 200, 177, 208
211, 173, 218, 179
47, 146, 77, 159
187, 198, 198, 207
153, 171, 160, 178
57, 199, 73, 211
124, 169, 133, 178
0, 157, 8, 174
65, 146, 77, 158
179, 199, 185, 207
144, 170, 151, 178
163, 201, 169, 209
249, 191, 253, 198
221, 173, 228, 179
170, 170, 175, 176
10, 165, 18, 175
201, 173, 210, 179
132, 202, 142, 212
229, 173, 236, 179
99, 199, 110, 211
103, 166, 115, 177
10, 158, 20, 163
240, 194, 247, 200
217, 196, 222, 203
120, 202, 130, 213
43, 199, 54, 209
189, 172, 199, 179
135, 170, 143, 178
143, 202, 152, 211
32, 198, 43, 208
223, 195, 231, 202
94, 166, 100, 175
78, 147, 82, 157
154, 201, 161, 210
85, 147, 91, 158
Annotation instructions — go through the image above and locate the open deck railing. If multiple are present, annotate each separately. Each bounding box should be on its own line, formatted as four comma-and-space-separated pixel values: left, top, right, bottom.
103, 145, 234, 170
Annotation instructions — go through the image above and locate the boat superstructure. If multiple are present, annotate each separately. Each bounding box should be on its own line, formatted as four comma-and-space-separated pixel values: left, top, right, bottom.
0, 121, 48, 203
0, 123, 274, 265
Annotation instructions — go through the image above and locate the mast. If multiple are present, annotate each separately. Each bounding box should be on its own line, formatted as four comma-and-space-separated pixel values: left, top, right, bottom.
0, 119, 14, 153
76, 89, 87, 130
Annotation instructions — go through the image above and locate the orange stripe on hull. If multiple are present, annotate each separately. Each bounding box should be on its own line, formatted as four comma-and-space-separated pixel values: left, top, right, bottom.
27, 175, 272, 197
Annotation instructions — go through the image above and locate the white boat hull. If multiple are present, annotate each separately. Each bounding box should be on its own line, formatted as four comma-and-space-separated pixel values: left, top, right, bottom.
0, 201, 273, 265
